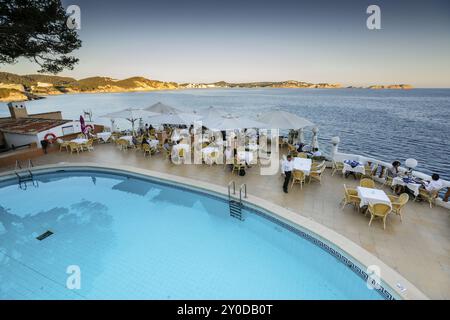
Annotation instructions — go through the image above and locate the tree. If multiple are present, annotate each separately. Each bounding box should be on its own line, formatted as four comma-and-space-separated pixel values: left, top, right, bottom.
0, 0, 81, 73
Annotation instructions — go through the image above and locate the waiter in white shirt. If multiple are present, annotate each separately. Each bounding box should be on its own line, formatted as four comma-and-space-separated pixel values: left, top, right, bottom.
282, 154, 294, 193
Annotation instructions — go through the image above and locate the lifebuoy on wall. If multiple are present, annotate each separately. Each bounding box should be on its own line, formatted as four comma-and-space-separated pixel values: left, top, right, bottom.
44, 132, 57, 144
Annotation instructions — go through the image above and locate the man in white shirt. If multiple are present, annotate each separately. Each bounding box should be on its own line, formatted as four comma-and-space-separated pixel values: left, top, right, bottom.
282, 155, 294, 193
312, 148, 322, 157
423, 174, 444, 193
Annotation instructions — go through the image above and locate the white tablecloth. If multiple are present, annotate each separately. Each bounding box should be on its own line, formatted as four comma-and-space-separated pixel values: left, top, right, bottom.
70, 138, 88, 145
97, 132, 111, 142
202, 146, 220, 157
343, 162, 366, 175
148, 139, 159, 148
237, 151, 254, 164
392, 177, 421, 196
357, 187, 391, 208
293, 158, 312, 176
120, 136, 134, 145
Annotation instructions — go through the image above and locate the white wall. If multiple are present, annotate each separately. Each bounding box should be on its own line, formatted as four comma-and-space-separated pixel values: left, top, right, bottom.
3, 121, 82, 149
3, 132, 39, 148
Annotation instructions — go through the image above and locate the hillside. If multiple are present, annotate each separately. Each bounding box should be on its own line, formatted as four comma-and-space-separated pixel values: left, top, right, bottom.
0, 72, 413, 102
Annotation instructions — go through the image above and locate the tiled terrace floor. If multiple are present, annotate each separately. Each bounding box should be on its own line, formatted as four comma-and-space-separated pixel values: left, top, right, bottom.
1, 143, 449, 299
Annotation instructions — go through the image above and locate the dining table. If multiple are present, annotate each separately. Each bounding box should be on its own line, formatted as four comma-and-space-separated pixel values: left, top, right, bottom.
357, 186, 392, 208
293, 157, 312, 176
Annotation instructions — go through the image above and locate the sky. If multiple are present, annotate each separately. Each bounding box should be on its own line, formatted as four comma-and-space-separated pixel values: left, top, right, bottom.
1, 0, 450, 87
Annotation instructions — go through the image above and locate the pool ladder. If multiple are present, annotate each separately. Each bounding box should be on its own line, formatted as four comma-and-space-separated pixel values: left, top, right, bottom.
228, 181, 247, 221
15, 159, 38, 190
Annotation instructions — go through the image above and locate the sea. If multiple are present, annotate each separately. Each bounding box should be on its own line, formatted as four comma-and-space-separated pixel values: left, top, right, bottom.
1, 88, 449, 180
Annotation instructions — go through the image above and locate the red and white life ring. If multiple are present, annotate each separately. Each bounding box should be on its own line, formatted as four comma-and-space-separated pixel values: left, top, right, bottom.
44, 132, 57, 144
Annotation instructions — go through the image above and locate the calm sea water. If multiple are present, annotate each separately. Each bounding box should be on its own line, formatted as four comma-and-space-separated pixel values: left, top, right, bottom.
1, 88, 449, 180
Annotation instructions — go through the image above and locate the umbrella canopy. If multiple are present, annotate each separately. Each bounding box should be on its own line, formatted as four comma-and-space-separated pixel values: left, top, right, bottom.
100, 108, 158, 120
147, 112, 202, 126
202, 114, 267, 130
257, 110, 314, 129
195, 106, 228, 119
144, 102, 184, 114
100, 108, 159, 133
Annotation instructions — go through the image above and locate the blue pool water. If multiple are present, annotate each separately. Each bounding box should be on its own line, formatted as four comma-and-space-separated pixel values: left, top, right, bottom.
0, 170, 385, 300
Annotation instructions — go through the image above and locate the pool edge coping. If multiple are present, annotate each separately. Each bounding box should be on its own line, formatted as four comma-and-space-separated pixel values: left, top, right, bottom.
0, 162, 429, 300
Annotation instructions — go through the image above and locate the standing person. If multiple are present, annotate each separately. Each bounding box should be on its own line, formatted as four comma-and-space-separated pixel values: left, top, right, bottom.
281, 155, 294, 194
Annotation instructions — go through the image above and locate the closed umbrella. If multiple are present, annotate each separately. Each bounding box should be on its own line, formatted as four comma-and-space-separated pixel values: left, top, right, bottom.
79, 115, 86, 133
195, 106, 228, 119
257, 109, 314, 129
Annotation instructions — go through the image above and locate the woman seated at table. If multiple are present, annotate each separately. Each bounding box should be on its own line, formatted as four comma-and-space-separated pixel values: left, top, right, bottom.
387, 161, 401, 178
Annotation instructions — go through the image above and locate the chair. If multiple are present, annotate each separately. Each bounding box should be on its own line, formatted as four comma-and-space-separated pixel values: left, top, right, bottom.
297, 152, 308, 159
291, 170, 306, 189
287, 144, 297, 154
232, 158, 245, 175
383, 175, 394, 188
341, 184, 361, 210
57, 138, 69, 152
367, 203, 391, 230
418, 188, 440, 208
311, 160, 325, 170
206, 151, 219, 166
360, 178, 375, 188
68, 142, 81, 154
309, 166, 326, 184
142, 144, 152, 157
388, 193, 409, 221
364, 163, 378, 178
116, 139, 128, 150
331, 161, 344, 176
81, 139, 94, 152
178, 148, 186, 164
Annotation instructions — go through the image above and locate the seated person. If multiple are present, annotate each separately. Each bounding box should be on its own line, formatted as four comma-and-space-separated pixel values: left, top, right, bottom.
162, 139, 171, 151
141, 135, 150, 145
422, 174, 444, 193
296, 143, 305, 153
311, 148, 322, 157
387, 161, 401, 178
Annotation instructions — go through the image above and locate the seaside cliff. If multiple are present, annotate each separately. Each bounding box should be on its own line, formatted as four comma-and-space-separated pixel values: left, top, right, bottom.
0, 72, 412, 102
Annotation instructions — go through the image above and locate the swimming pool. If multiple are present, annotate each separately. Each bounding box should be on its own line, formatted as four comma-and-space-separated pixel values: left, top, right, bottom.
0, 167, 392, 300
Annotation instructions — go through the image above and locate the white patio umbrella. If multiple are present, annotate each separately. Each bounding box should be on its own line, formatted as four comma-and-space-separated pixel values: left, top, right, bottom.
100, 108, 159, 133
146, 112, 202, 126
256, 109, 314, 129
195, 106, 228, 119
144, 102, 184, 114
202, 114, 267, 130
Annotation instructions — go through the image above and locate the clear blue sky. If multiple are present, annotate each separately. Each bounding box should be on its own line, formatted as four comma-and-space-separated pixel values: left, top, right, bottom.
1, 0, 450, 87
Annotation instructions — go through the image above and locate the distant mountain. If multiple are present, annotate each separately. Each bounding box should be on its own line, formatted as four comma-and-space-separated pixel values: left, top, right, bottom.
0, 72, 413, 102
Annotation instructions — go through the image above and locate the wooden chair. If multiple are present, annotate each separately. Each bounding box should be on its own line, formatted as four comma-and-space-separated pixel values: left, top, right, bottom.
341, 184, 361, 211
297, 152, 308, 159
388, 193, 409, 221
142, 144, 152, 157
291, 170, 306, 189
232, 158, 245, 175
309, 166, 326, 184
311, 160, 325, 171
367, 203, 391, 230
68, 142, 81, 154
57, 138, 69, 152
331, 161, 344, 176
81, 139, 94, 152
418, 188, 440, 208
360, 178, 375, 188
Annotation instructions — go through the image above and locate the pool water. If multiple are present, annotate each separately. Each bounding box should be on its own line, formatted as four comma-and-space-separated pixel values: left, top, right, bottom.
0, 170, 384, 300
